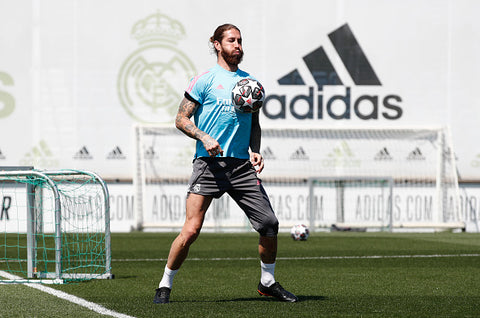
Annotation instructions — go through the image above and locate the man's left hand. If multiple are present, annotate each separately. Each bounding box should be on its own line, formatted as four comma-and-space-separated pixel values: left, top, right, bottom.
250, 152, 264, 174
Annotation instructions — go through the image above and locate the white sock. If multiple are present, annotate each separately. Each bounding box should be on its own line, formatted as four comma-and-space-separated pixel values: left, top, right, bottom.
159, 265, 179, 289
260, 261, 276, 287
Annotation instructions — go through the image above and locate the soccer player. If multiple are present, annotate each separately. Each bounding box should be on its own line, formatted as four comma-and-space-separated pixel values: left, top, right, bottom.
154, 24, 298, 304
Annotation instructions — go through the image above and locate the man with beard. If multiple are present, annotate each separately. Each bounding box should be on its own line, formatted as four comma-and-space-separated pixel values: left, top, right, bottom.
154, 24, 298, 304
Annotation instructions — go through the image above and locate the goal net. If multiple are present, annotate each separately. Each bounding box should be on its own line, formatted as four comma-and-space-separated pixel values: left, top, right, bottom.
134, 125, 462, 232
0, 168, 112, 284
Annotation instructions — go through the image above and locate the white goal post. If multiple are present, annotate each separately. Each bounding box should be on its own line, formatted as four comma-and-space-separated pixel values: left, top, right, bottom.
0, 167, 112, 284
133, 124, 463, 232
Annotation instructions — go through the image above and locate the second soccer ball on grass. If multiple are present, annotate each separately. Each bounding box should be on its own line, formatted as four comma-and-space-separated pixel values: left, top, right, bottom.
290, 224, 309, 241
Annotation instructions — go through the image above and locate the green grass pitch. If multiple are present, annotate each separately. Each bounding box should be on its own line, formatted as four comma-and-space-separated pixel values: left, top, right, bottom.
2, 232, 480, 317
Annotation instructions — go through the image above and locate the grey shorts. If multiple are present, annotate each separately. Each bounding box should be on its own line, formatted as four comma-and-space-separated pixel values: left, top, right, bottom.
187, 157, 278, 236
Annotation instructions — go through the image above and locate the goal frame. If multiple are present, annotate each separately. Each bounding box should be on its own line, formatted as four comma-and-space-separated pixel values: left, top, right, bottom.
0, 167, 112, 284
133, 124, 463, 232
308, 176, 394, 231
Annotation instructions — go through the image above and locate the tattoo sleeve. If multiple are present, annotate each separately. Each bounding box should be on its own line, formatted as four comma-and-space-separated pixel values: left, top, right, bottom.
175, 97, 207, 141
250, 111, 261, 153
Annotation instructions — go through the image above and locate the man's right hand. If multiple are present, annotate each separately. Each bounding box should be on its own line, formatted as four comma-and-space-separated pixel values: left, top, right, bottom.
202, 135, 224, 157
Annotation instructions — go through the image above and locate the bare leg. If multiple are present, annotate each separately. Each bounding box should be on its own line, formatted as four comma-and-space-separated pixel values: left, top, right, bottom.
166, 193, 213, 270
259, 235, 277, 264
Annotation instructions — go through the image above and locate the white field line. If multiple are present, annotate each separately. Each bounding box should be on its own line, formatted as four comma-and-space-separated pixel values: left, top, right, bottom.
0, 270, 135, 318
112, 253, 480, 262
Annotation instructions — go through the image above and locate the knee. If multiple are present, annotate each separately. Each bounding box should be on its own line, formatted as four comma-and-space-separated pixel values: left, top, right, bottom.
256, 215, 279, 237
179, 227, 201, 247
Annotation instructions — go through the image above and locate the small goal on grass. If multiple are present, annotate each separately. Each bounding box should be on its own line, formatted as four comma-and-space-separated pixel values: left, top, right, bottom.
0, 167, 112, 284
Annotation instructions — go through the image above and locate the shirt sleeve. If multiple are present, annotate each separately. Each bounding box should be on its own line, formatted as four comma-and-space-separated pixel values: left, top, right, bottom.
184, 91, 199, 104
185, 71, 210, 105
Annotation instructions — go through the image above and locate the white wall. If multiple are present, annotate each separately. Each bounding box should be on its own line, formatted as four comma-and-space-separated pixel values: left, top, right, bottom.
0, 0, 479, 180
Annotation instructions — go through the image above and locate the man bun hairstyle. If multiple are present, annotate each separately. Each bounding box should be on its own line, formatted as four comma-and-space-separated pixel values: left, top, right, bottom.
209, 23, 240, 55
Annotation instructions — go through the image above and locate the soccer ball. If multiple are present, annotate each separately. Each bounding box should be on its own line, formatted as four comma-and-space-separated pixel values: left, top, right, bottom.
231, 78, 265, 113
290, 224, 309, 241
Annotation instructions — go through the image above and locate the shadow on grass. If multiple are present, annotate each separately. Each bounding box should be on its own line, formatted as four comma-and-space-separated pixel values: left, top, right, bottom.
172, 295, 327, 303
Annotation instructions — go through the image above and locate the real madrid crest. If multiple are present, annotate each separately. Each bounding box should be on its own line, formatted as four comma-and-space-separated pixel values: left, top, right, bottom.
118, 11, 196, 123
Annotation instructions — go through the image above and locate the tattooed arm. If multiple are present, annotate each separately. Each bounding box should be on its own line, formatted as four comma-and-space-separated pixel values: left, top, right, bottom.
175, 96, 223, 157
249, 111, 264, 173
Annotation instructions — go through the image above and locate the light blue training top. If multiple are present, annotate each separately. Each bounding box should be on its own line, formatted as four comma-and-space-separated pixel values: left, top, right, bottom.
185, 63, 255, 159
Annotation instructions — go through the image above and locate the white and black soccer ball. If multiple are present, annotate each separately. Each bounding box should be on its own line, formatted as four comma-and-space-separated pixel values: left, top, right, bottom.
231, 78, 265, 113
290, 224, 309, 241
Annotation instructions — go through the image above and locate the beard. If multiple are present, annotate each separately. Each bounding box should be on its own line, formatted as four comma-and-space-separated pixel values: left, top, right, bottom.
221, 49, 243, 66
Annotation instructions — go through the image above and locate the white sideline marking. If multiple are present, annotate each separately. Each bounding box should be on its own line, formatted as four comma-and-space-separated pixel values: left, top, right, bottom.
112, 253, 480, 262
0, 271, 135, 318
